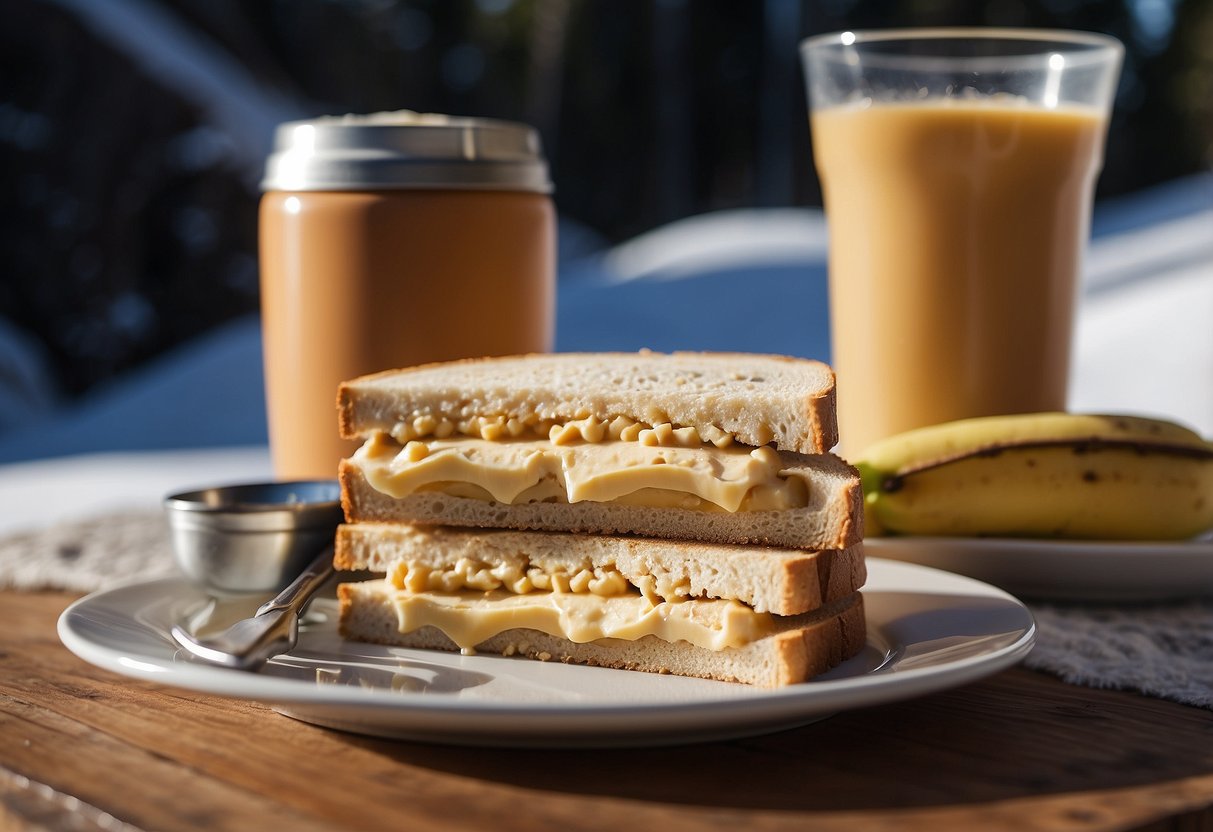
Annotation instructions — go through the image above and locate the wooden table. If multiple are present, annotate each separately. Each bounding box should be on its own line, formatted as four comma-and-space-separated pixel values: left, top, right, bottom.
3, 589, 1212, 832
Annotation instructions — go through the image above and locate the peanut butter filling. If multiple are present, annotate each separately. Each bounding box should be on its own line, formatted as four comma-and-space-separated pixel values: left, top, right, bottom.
352, 425, 810, 512
387, 584, 773, 652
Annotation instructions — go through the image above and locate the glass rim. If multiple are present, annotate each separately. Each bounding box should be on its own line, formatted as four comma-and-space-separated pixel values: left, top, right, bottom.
800, 28, 1123, 71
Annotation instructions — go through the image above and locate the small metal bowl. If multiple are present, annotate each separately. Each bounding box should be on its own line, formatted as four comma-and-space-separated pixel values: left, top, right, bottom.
165, 480, 344, 595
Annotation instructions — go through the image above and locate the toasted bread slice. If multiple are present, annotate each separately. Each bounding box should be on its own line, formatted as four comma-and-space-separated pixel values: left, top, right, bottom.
335, 523, 866, 616
338, 580, 866, 688
338, 351, 839, 454
339, 451, 864, 551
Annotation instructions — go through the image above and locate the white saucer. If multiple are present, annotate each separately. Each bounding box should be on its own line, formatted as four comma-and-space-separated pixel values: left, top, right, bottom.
58, 558, 1034, 747
866, 536, 1213, 601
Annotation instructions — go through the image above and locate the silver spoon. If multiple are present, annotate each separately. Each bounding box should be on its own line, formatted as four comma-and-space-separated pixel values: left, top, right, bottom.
170, 545, 334, 670
163, 480, 344, 670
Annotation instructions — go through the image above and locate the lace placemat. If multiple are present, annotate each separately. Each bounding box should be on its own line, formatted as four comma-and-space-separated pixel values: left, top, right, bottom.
4, 510, 1209, 709
1023, 602, 1213, 708
0, 510, 178, 593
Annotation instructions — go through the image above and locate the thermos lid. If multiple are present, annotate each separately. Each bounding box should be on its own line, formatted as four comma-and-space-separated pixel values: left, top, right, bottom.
261, 111, 552, 193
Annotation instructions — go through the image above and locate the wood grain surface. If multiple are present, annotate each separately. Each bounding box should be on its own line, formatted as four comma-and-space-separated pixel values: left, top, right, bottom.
3, 589, 1212, 832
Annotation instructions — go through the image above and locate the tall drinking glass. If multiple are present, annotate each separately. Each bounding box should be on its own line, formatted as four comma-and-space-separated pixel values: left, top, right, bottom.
801, 29, 1122, 456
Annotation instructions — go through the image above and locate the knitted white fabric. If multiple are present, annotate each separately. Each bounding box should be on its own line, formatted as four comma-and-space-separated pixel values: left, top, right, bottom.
1023, 601, 1213, 709
0, 509, 178, 592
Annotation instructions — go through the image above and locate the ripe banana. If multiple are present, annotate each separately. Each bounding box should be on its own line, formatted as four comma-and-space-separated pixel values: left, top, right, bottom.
855, 413, 1213, 540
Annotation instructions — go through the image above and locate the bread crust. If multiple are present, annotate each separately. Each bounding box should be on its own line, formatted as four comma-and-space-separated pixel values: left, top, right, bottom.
337, 351, 839, 454
339, 458, 863, 551
332, 351, 865, 686
337, 580, 866, 688
334, 522, 866, 616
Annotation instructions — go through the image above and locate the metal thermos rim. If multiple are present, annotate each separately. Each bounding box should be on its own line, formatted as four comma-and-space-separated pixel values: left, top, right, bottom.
261, 111, 552, 193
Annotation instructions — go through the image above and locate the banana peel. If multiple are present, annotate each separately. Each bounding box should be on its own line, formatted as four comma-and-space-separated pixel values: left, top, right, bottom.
855, 413, 1213, 540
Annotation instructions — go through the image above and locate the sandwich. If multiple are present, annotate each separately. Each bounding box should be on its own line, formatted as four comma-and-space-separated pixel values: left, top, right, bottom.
334, 352, 868, 687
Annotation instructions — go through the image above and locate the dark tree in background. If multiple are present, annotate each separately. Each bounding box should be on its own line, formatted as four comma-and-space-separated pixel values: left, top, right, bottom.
1, 0, 1209, 419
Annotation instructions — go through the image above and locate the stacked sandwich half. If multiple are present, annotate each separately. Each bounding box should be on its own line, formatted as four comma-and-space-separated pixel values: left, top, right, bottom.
334, 352, 867, 687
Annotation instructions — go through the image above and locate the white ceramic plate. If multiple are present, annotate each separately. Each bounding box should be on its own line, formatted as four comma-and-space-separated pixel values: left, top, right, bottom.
58, 558, 1034, 747
866, 536, 1213, 602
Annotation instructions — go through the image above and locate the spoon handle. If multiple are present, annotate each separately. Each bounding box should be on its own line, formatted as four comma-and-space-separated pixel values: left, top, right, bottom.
256, 546, 335, 617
